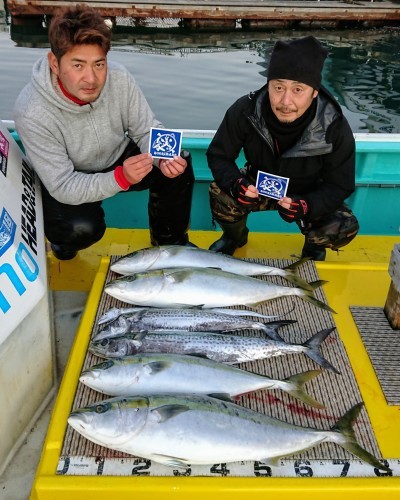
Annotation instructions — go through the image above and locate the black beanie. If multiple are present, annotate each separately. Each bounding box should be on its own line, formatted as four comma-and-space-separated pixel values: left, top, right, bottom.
267, 36, 328, 89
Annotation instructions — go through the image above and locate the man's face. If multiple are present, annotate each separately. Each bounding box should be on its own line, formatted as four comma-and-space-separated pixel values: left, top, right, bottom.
48, 44, 107, 103
268, 79, 318, 123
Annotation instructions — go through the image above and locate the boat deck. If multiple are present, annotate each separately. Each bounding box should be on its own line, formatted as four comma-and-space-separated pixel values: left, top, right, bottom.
26, 229, 400, 499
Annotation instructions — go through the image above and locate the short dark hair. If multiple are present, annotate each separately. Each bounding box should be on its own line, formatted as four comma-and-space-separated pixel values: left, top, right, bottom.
48, 3, 112, 60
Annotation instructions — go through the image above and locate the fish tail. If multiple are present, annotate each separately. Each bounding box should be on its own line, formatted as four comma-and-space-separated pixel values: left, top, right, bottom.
331, 403, 392, 472
297, 280, 337, 314
260, 319, 297, 341
283, 258, 314, 291
282, 270, 314, 291
303, 327, 340, 374
283, 370, 325, 408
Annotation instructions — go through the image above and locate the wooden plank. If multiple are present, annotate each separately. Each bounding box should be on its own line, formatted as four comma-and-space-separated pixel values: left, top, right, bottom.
7, 0, 400, 21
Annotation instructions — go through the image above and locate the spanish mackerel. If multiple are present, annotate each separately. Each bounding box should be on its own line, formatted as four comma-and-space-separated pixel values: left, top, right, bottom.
93, 307, 296, 342
104, 267, 335, 313
89, 327, 340, 373
110, 245, 312, 290
68, 394, 390, 471
80, 352, 324, 407
98, 306, 285, 326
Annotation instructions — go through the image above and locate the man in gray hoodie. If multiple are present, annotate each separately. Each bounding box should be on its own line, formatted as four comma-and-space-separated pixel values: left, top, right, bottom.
14, 4, 194, 260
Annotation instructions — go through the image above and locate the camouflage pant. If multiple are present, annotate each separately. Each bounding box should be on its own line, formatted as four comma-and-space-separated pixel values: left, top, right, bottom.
209, 173, 359, 250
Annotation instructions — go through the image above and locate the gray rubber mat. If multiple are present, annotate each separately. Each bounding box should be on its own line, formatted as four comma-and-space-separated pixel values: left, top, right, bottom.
60, 258, 382, 471
350, 306, 400, 406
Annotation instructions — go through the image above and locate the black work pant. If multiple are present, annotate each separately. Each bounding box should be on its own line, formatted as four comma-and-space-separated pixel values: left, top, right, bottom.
41, 141, 194, 252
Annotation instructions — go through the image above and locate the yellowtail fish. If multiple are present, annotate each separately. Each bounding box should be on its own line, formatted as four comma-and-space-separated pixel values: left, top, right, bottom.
110, 245, 313, 290
68, 394, 390, 471
104, 267, 335, 313
80, 352, 324, 408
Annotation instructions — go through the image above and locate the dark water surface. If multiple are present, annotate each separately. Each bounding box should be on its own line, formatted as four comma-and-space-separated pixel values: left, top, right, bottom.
1, 24, 399, 133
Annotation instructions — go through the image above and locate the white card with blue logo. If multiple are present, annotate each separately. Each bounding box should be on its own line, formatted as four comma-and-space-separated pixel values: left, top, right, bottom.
149, 128, 183, 159
256, 170, 289, 200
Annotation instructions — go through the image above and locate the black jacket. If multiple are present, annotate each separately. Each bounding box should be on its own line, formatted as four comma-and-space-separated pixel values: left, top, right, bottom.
206, 84, 355, 219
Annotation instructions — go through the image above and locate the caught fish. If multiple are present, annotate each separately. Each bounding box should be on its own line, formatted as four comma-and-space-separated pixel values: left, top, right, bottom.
94, 307, 296, 342
98, 306, 286, 326
104, 267, 335, 313
111, 245, 313, 290
80, 352, 324, 408
68, 394, 390, 471
89, 327, 340, 373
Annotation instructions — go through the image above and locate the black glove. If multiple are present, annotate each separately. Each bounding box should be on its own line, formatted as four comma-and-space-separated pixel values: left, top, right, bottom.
230, 178, 260, 208
278, 196, 309, 223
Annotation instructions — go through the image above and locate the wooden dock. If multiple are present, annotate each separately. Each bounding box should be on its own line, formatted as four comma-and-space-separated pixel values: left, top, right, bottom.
6, 0, 400, 26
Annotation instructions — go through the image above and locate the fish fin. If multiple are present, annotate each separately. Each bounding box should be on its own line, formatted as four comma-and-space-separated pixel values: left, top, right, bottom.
331, 403, 392, 473
150, 454, 191, 469
298, 282, 337, 314
151, 404, 190, 423
281, 270, 314, 292
207, 393, 233, 402
145, 361, 170, 375
303, 328, 340, 374
173, 303, 205, 308
133, 331, 148, 341
283, 370, 325, 409
283, 257, 311, 271
186, 353, 211, 359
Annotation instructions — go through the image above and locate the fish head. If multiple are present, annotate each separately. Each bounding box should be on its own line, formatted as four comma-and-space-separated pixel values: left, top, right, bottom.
89, 337, 141, 358
68, 396, 149, 447
111, 247, 162, 275
79, 359, 115, 391
94, 316, 128, 341
104, 272, 165, 305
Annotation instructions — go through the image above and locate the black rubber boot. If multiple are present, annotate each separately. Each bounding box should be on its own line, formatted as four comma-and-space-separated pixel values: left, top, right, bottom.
50, 244, 78, 261
301, 241, 326, 261
209, 218, 249, 255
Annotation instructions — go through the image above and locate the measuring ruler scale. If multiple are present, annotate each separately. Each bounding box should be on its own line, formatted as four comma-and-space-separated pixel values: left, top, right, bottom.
57, 456, 398, 477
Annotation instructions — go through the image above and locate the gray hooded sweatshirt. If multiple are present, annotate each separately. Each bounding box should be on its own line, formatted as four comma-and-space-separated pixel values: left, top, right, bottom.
13, 55, 163, 204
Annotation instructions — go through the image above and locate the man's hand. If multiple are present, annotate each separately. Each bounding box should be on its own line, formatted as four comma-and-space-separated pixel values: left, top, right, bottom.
122, 153, 153, 184
231, 178, 260, 208
277, 195, 309, 223
159, 156, 187, 178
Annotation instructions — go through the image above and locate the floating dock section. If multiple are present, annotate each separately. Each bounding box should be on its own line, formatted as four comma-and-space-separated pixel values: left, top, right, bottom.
6, 0, 400, 28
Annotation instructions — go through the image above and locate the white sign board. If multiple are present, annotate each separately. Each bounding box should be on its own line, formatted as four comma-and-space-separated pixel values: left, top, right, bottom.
0, 122, 47, 344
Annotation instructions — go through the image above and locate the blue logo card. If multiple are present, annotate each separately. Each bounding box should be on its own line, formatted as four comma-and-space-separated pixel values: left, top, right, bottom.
256, 170, 289, 200
149, 128, 183, 159
0, 208, 16, 257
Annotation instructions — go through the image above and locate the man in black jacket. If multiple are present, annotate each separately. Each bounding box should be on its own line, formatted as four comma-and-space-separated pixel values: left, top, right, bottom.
207, 36, 359, 260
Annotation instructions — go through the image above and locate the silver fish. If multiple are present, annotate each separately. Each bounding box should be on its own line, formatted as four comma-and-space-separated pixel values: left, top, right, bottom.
104, 267, 335, 313
94, 307, 296, 342
110, 245, 313, 290
80, 352, 324, 408
89, 327, 340, 373
68, 394, 390, 471
98, 306, 286, 326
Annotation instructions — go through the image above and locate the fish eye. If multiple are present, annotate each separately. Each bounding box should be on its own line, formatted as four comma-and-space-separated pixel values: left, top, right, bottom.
99, 360, 113, 369
100, 339, 109, 346
95, 404, 106, 413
